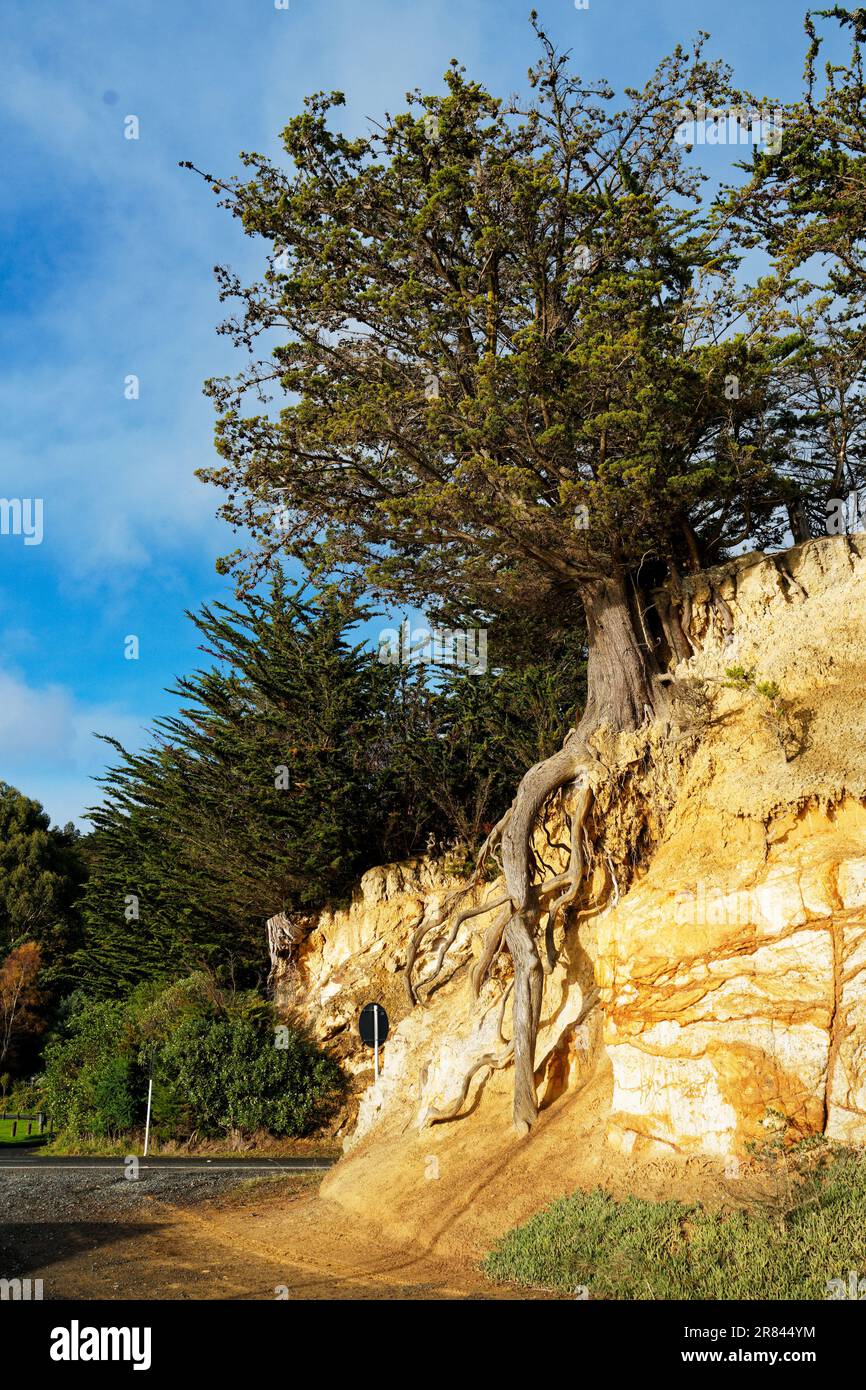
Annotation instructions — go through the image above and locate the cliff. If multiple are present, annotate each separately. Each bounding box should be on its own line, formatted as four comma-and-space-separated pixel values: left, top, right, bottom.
273, 534, 866, 1249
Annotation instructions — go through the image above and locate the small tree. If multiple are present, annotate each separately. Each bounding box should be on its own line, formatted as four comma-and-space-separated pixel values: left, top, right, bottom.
0, 942, 44, 1074
0, 783, 86, 977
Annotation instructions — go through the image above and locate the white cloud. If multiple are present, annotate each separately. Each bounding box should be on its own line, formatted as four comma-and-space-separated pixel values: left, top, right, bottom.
0, 666, 149, 827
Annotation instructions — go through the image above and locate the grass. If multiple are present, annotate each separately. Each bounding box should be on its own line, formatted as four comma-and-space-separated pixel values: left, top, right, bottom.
0, 1117, 49, 1146
41, 1130, 341, 1158
483, 1148, 866, 1300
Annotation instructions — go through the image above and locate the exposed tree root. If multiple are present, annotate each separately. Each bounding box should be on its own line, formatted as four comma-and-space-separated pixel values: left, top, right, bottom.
405, 574, 670, 1136
408, 745, 600, 1134
424, 1045, 514, 1125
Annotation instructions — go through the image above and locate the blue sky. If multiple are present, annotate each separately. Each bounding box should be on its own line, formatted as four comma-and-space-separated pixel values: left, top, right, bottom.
0, 0, 835, 828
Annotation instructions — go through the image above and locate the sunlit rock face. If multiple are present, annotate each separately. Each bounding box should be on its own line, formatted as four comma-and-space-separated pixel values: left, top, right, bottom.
277, 535, 866, 1160
595, 533, 866, 1156
598, 809, 866, 1156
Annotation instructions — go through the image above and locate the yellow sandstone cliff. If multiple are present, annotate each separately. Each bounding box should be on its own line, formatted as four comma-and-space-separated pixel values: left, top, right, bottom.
273, 535, 866, 1247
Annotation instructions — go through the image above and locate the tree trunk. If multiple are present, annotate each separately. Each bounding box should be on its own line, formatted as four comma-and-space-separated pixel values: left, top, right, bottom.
576, 571, 665, 740
500, 568, 664, 1133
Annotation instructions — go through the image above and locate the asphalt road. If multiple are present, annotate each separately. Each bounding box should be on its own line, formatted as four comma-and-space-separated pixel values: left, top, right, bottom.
0, 1152, 335, 1171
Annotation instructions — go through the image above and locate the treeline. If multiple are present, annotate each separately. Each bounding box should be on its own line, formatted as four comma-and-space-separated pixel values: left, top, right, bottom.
79, 573, 581, 995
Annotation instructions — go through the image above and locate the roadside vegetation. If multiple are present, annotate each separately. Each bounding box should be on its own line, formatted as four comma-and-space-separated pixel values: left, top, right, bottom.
484, 1146, 866, 1299
37, 972, 343, 1149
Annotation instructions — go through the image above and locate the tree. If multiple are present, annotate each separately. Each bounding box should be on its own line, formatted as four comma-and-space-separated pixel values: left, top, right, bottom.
79, 576, 410, 994
775, 294, 866, 534
190, 20, 802, 1130
40, 993, 140, 1139
0, 783, 86, 984
0, 943, 45, 1074
729, 7, 866, 302
718, 8, 866, 534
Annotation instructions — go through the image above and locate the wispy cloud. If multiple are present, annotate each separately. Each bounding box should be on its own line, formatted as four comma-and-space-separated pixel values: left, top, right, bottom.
0, 665, 149, 827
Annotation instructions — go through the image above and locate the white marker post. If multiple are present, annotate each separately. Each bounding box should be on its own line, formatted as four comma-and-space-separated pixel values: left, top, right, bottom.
373, 1004, 380, 1083
143, 1076, 153, 1157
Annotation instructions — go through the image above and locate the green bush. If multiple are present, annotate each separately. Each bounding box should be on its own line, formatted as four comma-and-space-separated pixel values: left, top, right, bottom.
158, 1014, 343, 1138
41, 994, 140, 1138
38, 977, 343, 1143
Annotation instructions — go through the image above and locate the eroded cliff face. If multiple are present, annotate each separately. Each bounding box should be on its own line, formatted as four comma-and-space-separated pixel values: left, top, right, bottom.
273, 536, 866, 1232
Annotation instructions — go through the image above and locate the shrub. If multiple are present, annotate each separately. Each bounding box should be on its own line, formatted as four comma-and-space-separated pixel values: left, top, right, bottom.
483, 1152, 866, 1299
158, 1014, 343, 1138
41, 994, 140, 1138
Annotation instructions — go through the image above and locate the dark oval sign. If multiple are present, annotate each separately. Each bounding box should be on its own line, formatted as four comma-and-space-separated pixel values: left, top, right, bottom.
358, 1002, 389, 1047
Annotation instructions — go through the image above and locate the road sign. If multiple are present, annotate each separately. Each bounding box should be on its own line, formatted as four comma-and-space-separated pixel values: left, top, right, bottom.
359, 1003, 389, 1081
359, 1003, 389, 1046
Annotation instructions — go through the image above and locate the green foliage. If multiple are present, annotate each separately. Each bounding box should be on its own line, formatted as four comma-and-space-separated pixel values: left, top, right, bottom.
79, 578, 408, 992
158, 1015, 342, 1138
722, 666, 803, 761
721, 8, 866, 528
190, 21, 799, 635
39, 976, 342, 1142
388, 645, 583, 845
0, 783, 87, 984
723, 665, 780, 703
483, 1150, 866, 1298
41, 994, 140, 1139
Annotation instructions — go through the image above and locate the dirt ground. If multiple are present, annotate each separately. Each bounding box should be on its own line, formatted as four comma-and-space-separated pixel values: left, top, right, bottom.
0, 1165, 551, 1300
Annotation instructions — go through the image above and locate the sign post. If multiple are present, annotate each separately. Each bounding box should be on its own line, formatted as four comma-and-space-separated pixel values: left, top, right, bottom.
143, 1047, 156, 1157
358, 1003, 389, 1083
143, 1076, 153, 1157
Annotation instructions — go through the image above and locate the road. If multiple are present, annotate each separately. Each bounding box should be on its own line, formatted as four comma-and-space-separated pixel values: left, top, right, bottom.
0, 1151, 334, 1171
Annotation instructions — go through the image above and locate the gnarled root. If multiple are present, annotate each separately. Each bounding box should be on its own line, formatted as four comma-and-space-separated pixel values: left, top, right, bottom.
542, 781, 593, 973
505, 905, 545, 1135
425, 1045, 514, 1125
406, 743, 597, 1136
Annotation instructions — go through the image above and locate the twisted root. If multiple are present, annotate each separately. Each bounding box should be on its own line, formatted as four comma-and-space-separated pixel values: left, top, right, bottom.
425, 1045, 515, 1125
407, 739, 600, 1134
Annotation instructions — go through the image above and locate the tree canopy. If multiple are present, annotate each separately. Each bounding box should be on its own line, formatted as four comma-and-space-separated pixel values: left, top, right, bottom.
188, 18, 801, 660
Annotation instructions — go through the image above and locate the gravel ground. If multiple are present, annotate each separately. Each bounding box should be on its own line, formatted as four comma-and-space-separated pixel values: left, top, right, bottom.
0, 1167, 322, 1300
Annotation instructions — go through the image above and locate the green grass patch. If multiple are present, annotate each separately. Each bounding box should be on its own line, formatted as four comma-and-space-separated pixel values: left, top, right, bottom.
483, 1150, 866, 1299
0, 1117, 49, 1146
